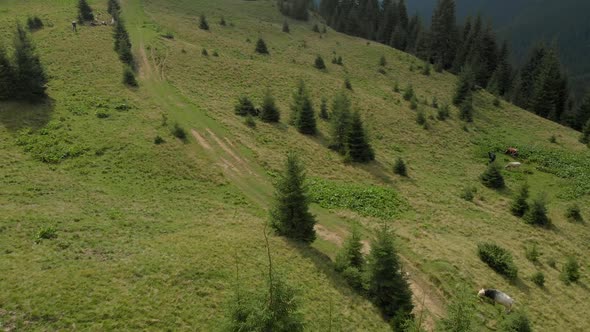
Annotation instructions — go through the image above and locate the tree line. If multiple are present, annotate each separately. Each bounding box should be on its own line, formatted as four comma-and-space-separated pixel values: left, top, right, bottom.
315, 0, 589, 131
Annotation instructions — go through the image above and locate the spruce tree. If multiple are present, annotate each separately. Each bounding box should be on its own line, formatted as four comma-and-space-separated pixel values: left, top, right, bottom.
329, 91, 351, 153
393, 157, 407, 177
78, 0, 94, 22
199, 14, 209, 30
430, 0, 458, 69
525, 195, 550, 227
453, 65, 474, 105
255, 38, 269, 54
574, 93, 590, 130
319, 97, 329, 120
270, 152, 316, 243
347, 111, 374, 163
282, 20, 290, 33
314, 55, 326, 70
0, 45, 15, 100
219, 16, 226, 26
334, 226, 365, 290
580, 119, 590, 145
511, 184, 529, 217
13, 24, 47, 100
290, 80, 306, 124
379, 55, 387, 67
459, 96, 473, 123
113, 19, 133, 65
234, 96, 257, 117
260, 90, 280, 123
123, 66, 138, 87
367, 227, 414, 321
295, 95, 316, 135
480, 163, 504, 189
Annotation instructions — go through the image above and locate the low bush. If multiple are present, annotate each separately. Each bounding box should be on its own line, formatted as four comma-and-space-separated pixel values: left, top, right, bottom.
172, 123, 187, 141
244, 115, 256, 128
234, 96, 258, 116
477, 242, 518, 279
524, 243, 541, 263
460, 186, 476, 202
565, 204, 583, 223
524, 195, 550, 227
393, 158, 407, 177
531, 272, 545, 287
154, 135, 165, 145
36, 226, 57, 243
497, 311, 532, 332
560, 256, 580, 284
437, 104, 450, 120
123, 67, 138, 87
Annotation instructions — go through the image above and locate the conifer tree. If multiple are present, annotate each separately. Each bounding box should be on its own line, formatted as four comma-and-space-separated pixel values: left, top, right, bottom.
312, 24, 319, 33
367, 227, 414, 321
290, 80, 306, 124
0, 45, 15, 100
347, 111, 375, 163
430, 0, 458, 69
580, 119, 590, 145
573, 93, 590, 130
219, 16, 226, 26
78, 0, 94, 22
295, 95, 316, 135
199, 14, 209, 30
329, 92, 351, 153
234, 96, 257, 117
334, 225, 365, 290
511, 184, 529, 217
255, 38, 269, 54
390, 25, 408, 51
319, 97, 329, 120
480, 163, 504, 189
314, 55, 326, 70
453, 65, 474, 105
260, 90, 281, 123
393, 157, 407, 177
459, 96, 473, 123
525, 194, 550, 227
113, 19, 133, 66
270, 152, 316, 243
123, 66, 138, 87
403, 84, 415, 101
13, 24, 47, 100
379, 55, 387, 67
282, 20, 290, 33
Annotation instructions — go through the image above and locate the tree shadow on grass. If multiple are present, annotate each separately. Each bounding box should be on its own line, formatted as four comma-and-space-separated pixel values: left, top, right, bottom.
351, 160, 396, 185
0, 99, 54, 133
510, 276, 530, 295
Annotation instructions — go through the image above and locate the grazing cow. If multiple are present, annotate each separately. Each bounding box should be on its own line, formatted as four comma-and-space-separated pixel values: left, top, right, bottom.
505, 147, 519, 157
478, 288, 514, 313
505, 162, 522, 170
488, 152, 496, 164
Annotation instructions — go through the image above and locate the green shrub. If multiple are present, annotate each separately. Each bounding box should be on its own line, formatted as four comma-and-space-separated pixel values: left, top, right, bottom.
437, 104, 450, 120
410, 96, 418, 110
95, 111, 110, 119
477, 242, 518, 279
172, 123, 187, 141
403, 85, 414, 101
255, 38, 269, 54
460, 186, 476, 202
123, 67, 138, 87
480, 163, 505, 189
314, 55, 326, 70
344, 78, 352, 90
524, 243, 541, 263
560, 256, 580, 284
531, 272, 545, 287
393, 158, 407, 177
511, 185, 530, 217
416, 111, 426, 126
199, 14, 209, 30
36, 226, 57, 243
497, 311, 532, 332
244, 115, 256, 128
234, 96, 257, 116
549, 135, 557, 143
27, 16, 44, 30
154, 135, 165, 145
422, 62, 431, 76
547, 257, 557, 269
524, 195, 550, 227
201, 48, 208, 56
565, 204, 583, 223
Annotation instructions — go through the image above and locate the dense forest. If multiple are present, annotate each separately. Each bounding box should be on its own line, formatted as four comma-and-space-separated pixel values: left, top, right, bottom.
313, 0, 589, 130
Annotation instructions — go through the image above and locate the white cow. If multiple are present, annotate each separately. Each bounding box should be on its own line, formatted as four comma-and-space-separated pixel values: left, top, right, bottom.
505, 162, 522, 170
478, 288, 514, 313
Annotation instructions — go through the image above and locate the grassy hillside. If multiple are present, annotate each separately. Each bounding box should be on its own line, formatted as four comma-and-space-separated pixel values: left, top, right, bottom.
1, 0, 589, 331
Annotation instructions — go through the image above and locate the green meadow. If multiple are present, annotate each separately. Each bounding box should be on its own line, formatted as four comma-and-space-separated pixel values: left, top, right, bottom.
0, 0, 588, 330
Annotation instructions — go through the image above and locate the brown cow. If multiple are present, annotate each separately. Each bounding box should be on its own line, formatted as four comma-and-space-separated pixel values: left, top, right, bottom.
505, 147, 519, 157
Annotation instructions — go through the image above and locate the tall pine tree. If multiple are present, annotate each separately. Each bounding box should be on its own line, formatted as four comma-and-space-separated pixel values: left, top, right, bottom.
329, 91, 352, 153
270, 152, 316, 243
453, 65, 474, 106
367, 227, 414, 322
13, 24, 47, 100
346, 111, 375, 162
430, 0, 458, 69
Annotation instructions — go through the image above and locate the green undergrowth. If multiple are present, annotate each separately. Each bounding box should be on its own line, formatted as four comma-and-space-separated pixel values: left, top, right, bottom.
476, 136, 590, 198
307, 177, 408, 219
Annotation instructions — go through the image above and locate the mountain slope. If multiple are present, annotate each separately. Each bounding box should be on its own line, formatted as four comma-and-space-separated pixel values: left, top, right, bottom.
1, 0, 589, 331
